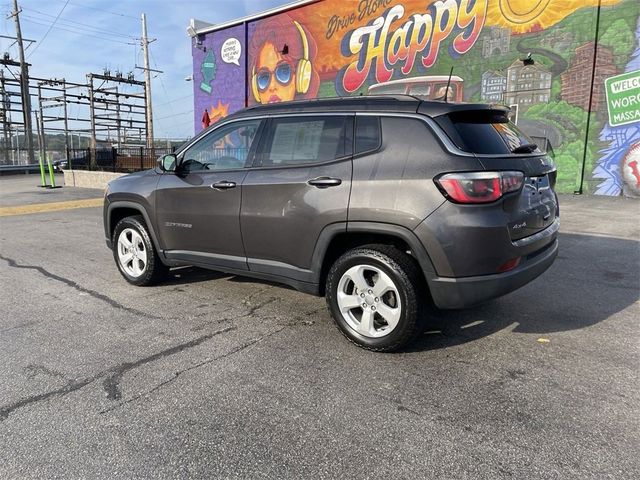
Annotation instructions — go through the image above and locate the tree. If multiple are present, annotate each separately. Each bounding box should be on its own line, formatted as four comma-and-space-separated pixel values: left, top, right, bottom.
599, 19, 634, 62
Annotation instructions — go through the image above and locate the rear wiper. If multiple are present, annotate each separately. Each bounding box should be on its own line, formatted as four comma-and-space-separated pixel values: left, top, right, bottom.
511, 143, 538, 154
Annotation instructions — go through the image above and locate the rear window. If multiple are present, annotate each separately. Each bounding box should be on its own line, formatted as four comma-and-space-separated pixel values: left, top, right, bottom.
435, 111, 539, 154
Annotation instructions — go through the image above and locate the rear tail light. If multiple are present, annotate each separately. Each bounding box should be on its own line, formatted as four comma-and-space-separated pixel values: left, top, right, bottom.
435, 171, 524, 204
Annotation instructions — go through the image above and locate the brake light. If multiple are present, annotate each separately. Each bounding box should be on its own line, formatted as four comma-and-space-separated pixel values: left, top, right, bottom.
435, 171, 524, 204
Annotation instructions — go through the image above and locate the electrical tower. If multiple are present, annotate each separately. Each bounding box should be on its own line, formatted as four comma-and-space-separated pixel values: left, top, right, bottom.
85, 71, 148, 167
0, 4, 158, 166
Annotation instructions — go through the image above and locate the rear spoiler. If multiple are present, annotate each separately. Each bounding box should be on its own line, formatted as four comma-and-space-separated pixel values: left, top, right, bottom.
417, 101, 510, 118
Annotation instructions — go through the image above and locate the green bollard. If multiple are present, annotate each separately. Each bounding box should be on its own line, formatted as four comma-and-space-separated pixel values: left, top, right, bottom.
38, 153, 48, 188
46, 153, 61, 189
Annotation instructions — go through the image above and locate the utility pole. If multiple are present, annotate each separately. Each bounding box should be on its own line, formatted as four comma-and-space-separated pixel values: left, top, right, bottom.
10, 0, 35, 163
87, 73, 96, 168
141, 13, 154, 149
62, 79, 69, 160
0, 70, 9, 163
37, 83, 44, 161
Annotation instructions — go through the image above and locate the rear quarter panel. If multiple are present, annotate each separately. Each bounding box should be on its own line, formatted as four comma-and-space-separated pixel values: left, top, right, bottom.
348, 115, 482, 229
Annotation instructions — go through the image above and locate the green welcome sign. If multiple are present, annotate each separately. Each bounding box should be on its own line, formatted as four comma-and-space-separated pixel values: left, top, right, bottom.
605, 69, 640, 127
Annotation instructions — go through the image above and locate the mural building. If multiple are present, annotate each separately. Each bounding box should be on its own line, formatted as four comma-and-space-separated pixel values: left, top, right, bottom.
191, 0, 640, 196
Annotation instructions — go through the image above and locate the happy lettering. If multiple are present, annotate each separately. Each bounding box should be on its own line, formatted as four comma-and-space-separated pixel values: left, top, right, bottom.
338, 0, 487, 93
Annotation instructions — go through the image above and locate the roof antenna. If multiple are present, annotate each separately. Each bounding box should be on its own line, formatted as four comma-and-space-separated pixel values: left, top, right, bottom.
444, 66, 453, 103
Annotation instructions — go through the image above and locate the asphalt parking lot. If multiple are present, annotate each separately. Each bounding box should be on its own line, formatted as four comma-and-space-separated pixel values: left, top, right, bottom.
0, 174, 638, 479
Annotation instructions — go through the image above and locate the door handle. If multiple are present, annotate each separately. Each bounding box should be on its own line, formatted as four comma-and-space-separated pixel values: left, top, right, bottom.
307, 176, 342, 188
210, 180, 236, 190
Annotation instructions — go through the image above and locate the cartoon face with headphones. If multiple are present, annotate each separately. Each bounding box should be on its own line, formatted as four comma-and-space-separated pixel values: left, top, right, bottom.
248, 15, 319, 104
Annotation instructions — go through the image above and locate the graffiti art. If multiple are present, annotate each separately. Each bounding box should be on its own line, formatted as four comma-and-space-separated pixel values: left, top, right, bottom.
191, 0, 640, 195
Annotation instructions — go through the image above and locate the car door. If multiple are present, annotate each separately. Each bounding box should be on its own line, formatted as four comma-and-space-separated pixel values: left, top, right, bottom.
241, 114, 353, 282
156, 119, 263, 270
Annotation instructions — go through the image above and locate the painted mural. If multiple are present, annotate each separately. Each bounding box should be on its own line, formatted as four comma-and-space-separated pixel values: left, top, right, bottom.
193, 24, 245, 130
192, 0, 640, 195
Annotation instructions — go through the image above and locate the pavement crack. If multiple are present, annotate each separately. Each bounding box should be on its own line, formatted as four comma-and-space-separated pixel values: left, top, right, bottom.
0, 254, 161, 320
0, 320, 40, 334
242, 297, 278, 318
99, 326, 286, 415
0, 326, 237, 421
102, 326, 237, 401
0, 375, 100, 421
277, 306, 325, 327
24, 364, 66, 380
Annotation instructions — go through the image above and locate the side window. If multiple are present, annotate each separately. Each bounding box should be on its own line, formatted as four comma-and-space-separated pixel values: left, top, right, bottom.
181, 120, 261, 172
355, 116, 381, 154
260, 116, 350, 166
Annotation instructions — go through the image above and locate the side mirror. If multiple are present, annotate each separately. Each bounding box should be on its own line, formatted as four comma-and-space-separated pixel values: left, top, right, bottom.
158, 153, 177, 172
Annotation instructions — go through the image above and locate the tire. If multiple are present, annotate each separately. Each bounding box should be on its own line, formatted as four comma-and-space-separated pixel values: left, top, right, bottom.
112, 215, 168, 286
325, 245, 424, 352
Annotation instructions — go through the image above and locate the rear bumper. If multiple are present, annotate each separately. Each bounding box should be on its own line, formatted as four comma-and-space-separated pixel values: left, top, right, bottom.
428, 238, 558, 309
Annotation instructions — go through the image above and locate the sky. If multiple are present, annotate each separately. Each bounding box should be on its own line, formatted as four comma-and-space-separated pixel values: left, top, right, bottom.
0, 0, 288, 140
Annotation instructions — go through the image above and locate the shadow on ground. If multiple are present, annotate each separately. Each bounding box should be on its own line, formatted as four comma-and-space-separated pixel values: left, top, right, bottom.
160, 232, 638, 352
410, 232, 639, 351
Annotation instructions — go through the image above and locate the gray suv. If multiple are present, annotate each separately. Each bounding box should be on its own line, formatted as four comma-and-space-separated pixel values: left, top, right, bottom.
104, 96, 558, 351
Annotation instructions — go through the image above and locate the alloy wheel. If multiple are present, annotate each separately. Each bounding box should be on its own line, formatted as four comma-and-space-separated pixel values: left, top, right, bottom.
117, 228, 148, 278
336, 264, 402, 338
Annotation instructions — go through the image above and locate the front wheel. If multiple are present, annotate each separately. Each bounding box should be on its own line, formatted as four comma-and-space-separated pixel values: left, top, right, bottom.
325, 245, 424, 352
112, 215, 167, 286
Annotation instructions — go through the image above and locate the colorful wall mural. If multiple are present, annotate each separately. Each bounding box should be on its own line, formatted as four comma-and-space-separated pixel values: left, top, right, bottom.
192, 0, 640, 196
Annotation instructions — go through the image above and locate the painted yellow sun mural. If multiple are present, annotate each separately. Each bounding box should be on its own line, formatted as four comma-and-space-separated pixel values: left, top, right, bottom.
487, 0, 622, 33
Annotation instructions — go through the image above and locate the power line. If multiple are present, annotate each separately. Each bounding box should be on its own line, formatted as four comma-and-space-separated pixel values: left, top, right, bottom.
21, 6, 137, 39
21, 16, 134, 43
156, 110, 193, 121
155, 94, 193, 107
49, 0, 138, 20
21, 17, 136, 46
149, 50, 174, 119
26, 0, 69, 59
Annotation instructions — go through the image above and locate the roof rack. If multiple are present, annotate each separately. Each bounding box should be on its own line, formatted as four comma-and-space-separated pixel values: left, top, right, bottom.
233, 94, 504, 118
242, 94, 422, 112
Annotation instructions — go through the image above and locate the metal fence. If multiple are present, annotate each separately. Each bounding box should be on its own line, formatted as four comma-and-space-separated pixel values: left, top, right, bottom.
0, 146, 176, 173
64, 147, 175, 173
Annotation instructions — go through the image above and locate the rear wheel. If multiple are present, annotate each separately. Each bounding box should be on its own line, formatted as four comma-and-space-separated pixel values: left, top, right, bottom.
112, 215, 167, 286
326, 245, 424, 352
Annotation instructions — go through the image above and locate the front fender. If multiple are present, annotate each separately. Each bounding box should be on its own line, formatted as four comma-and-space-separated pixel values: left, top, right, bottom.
104, 200, 162, 254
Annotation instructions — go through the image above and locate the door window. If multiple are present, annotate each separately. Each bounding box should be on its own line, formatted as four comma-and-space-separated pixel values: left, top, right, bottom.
355, 116, 381, 154
259, 116, 351, 166
180, 120, 261, 172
